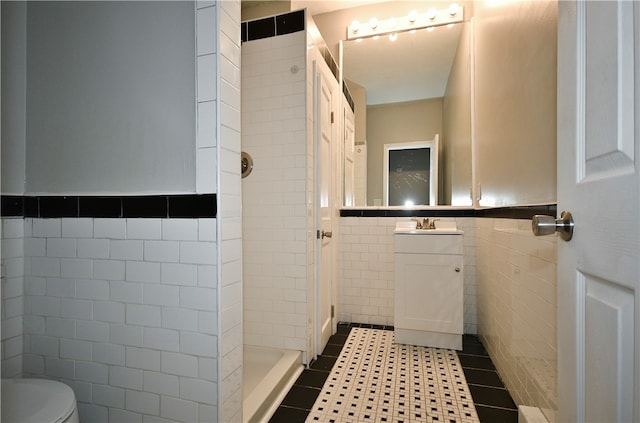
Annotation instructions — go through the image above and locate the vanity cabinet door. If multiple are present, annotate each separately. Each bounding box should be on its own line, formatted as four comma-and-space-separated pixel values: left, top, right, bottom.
394, 252, 463, 334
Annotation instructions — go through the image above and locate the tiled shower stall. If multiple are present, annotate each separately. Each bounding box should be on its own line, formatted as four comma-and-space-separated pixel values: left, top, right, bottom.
241, 29, 309, 357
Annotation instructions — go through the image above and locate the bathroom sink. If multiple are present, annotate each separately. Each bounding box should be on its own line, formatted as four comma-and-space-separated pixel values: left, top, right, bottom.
395, 228, 464, 235
394, 220, 462, 235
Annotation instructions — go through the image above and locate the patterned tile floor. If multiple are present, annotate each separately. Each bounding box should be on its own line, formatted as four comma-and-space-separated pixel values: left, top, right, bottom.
306, 327, 479, 423
269, 323, 518, 423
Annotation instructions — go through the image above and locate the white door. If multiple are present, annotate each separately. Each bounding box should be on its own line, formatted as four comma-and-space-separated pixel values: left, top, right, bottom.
557, 1, 639, 421
343, 104, 356, 207
315, 61, 336, 356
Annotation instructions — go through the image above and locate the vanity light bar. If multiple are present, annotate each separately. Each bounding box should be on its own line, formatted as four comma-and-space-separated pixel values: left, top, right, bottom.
346, 4, 464, 40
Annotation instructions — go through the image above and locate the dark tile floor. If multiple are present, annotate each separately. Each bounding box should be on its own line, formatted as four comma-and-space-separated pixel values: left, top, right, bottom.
269, 323, 518, 423
459, 334, 518, 422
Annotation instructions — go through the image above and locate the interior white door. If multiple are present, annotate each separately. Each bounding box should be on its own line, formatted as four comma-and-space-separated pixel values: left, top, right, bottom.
315, 60, 335, 356
343, 104, 356, 207
557, 2, 639, 421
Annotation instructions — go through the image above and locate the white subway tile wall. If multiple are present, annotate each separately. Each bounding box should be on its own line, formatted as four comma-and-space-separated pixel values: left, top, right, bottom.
476, 218, 557, 421
241, 31, 309, 357
338, 216, 477, 334
217, 1, 243, 421
1, 219, 25, 378
19, 217, 218, 422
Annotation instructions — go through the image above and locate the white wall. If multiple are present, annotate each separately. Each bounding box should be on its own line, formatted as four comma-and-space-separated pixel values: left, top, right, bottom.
476, 218, 557, 422
473, 0, 557, 206
24, 2, 196, 195
442, 21, 473, 206
1, 2, 27, 195
241, 32, 309, 355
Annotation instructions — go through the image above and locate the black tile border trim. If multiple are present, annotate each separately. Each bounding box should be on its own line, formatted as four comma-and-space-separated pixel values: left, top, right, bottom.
1, 194, 217, 219
340, 204, 557, 220
242, 9, 306, 43
242, 10, 340, 82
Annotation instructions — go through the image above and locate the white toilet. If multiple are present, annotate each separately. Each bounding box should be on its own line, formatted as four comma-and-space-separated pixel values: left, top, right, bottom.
2, 378, 80, 423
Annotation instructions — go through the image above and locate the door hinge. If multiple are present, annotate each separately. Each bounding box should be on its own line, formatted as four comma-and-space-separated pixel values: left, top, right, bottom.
331, 305, 335, 318
331, 111, 334, 123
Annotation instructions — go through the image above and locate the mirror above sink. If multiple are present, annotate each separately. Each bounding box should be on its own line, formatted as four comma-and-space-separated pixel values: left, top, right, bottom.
341, 11, 473, 207
307, 0, 555, 211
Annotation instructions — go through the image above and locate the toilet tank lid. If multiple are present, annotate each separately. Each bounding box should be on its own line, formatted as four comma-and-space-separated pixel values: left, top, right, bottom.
2, 378, 77, 423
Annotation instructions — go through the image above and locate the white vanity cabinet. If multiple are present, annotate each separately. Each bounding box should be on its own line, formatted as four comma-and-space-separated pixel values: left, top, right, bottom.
394, 231, 463, 350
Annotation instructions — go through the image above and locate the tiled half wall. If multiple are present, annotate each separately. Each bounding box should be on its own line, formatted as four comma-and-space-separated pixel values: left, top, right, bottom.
2, 216, 218, 422
476, 218, 557, 422
338, 217, 477, 333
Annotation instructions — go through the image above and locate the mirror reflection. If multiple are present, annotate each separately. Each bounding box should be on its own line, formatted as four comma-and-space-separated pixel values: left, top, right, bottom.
342, 20, 473, 207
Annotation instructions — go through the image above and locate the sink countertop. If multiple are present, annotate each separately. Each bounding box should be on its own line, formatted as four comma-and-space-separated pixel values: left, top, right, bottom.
393, 228, 464, 235
394, 220, 462, 235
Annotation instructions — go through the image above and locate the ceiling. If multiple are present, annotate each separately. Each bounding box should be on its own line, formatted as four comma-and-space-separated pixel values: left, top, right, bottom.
241, 0, 391, 16
289, 0, 391, 16
343, 23, 463, 105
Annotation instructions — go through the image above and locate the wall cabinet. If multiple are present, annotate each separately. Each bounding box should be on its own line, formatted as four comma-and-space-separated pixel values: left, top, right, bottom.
394, 232, 463, 350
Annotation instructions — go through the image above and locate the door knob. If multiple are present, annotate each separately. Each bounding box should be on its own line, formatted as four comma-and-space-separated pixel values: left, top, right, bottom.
532, 210, 574, 241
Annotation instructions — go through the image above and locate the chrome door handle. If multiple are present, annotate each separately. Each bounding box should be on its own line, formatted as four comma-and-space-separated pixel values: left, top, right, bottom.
532, 210, 574, 241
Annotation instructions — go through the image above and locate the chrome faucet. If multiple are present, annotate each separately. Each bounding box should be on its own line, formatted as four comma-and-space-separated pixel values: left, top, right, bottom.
427, 218, 440, 229
413, 217, 439, 229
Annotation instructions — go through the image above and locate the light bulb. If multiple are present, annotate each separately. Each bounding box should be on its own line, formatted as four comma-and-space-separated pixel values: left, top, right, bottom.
408, 10, 418, 23
389, 33, 398, 42
449, 3, 460, 16
351, 20, 360, 33
369, 17, 378, 29
427, 7, 437, 20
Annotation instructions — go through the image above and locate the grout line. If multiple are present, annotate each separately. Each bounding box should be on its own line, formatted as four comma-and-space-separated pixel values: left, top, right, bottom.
467, 382, 511, 391
475, 403, 519, 412
277, 404, 313, 412
461, 365, 498, 371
